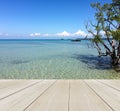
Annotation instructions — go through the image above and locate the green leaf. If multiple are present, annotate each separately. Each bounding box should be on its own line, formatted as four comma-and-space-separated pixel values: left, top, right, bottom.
92, 35, 103, 43
111, 29, 120, 40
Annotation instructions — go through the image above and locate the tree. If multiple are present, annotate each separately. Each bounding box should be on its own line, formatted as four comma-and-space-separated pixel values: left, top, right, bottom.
86, 0, 120, 67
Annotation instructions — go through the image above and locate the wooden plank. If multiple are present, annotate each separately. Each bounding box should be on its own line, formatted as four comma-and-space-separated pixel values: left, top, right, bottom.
0, 80, 41, 100
0, 80, 32, 89
85, 80, 120, 111
0, 80, 55, 111
97, 80, 120, 91
69, 80, 113, 111
25, 80, 69, 111
0, 80, 119, 111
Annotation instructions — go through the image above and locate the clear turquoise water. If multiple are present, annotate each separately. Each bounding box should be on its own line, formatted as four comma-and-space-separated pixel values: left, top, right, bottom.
0, 39, 120, 79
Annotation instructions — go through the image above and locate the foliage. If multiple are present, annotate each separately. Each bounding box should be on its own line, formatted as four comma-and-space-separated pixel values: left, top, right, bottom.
111, 29, 120, 40
86, 0, 120, 66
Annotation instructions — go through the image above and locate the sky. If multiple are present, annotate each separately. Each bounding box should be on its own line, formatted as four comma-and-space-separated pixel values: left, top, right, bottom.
0, 0, 112, 39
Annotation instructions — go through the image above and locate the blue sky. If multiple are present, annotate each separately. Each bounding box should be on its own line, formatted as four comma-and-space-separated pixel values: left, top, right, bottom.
0, 0, 112, 39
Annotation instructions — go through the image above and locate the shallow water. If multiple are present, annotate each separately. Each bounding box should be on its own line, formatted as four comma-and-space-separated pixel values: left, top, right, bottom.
0, 39, 120, 79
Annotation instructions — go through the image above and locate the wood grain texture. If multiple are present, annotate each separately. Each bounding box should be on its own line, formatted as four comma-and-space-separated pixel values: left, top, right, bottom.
25, 80, 69, 111
0, 80, 41, 100
85, 80, 120, 111
70, 80, 112, 111
0, 80, 55, 111
0, 80, 119, 111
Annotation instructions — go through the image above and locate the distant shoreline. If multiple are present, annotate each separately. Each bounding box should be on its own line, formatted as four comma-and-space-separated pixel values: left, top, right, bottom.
0, 38, 111, 41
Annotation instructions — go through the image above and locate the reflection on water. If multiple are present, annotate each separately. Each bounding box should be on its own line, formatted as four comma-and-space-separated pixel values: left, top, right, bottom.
73, 54, 111, 70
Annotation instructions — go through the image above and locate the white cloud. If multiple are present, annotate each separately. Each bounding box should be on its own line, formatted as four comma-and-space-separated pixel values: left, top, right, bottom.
0, 33, 9, 36
30, 33, 41, 37
56, 31, 71, 37
29, 30, 89, 38
73, 30, 87, 37
43, 33, 51, 36
0, 29, 90, 38
100, 30, 105, 35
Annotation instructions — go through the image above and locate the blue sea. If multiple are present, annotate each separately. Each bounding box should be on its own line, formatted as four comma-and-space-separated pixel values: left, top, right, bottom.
0, 39, 120, 79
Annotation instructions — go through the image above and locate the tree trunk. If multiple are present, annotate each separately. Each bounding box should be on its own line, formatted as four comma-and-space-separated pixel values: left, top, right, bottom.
109, 41, 120, 71
111, 56, 118, 66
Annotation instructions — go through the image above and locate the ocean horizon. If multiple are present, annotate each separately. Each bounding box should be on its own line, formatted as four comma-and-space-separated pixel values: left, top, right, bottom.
0, 39, 120, 79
